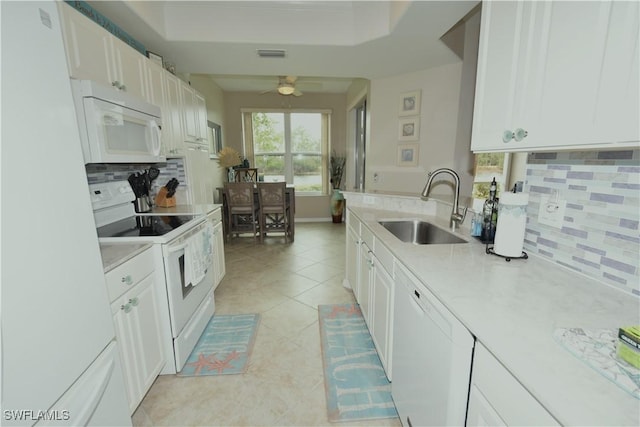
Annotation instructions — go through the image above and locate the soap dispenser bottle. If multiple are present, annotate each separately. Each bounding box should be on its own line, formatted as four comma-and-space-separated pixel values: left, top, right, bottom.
481, 177, 498, 243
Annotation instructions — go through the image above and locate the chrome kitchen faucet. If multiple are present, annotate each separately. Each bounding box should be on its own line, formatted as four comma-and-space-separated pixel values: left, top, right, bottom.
421, 168, 468, 230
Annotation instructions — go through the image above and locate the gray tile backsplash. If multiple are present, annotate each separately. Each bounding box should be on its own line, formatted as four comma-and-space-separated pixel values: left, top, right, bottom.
86, 158, 187, 196
524, 149, 639, 296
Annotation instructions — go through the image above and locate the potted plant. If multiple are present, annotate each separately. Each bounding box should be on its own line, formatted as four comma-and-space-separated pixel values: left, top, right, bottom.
330, 152, 346, 223
216, 147, 243, 181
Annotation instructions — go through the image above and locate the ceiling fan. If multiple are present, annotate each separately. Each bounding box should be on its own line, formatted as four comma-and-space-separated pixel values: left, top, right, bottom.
261, 76, 303, 96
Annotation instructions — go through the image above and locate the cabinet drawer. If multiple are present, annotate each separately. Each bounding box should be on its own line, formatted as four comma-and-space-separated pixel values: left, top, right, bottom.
471, 342, 559, 426
105, 248, 155, 302
207, 208, 222, 224
361, 224, 375, 249
374, 240, 394, 276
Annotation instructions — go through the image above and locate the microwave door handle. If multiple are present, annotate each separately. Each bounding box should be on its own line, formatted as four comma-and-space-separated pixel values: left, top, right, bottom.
149, 120, 162, 156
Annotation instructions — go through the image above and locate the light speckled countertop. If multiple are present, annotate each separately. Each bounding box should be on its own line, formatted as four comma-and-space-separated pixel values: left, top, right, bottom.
348, 204, 639, 426
148, 204, 221, 216
99, 242, 152, 273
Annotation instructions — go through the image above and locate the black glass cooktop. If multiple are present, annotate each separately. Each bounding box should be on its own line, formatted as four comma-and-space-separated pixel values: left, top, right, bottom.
97, 215, 199, 238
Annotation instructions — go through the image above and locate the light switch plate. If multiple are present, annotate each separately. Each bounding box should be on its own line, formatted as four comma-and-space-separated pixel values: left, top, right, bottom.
537, 195, 566, 228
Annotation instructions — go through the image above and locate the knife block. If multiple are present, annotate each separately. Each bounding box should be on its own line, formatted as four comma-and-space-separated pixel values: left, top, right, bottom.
154, 187, 176, 207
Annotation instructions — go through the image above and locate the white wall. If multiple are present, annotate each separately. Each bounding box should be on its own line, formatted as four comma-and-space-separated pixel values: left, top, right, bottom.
367, 63, 467, 195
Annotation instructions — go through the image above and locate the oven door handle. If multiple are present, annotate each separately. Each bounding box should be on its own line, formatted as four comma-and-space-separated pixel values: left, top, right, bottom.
167, 242, 189, 254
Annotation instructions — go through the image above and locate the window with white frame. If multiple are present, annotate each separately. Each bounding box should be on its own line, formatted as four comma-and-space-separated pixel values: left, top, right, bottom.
472, 152, 511, 201
242, 110, 330, 194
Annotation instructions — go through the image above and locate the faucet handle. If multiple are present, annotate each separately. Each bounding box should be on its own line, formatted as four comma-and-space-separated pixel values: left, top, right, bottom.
452, 206, 468, 225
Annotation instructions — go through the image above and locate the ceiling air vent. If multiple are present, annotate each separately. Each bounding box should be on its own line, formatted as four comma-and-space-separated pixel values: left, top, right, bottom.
257, 49, 286, 58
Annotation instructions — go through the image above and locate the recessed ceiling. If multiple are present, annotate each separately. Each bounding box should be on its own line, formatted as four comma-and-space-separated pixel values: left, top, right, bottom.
86, 1, 479, 94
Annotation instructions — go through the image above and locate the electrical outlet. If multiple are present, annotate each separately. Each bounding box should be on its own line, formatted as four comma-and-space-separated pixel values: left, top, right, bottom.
373, 172, 380, 183
537, 195, 566, 228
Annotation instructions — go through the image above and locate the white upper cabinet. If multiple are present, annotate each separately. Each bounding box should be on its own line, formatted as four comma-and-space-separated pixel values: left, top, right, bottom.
180, 82, 209, 148
58, 3, 146, 99
472, 1, 639, 152
58, 3, 112, 84
163, 73, 187, 157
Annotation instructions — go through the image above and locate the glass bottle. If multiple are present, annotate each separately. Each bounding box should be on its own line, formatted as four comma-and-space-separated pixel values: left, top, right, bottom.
482, 177, 498, 242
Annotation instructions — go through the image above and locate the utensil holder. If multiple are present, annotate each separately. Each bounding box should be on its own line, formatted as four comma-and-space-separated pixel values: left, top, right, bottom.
134, 196, 153, 212
154, 187, 176, 207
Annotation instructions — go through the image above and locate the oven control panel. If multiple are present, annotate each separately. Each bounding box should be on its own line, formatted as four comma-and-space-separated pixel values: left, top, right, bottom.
89, 181, 136, 210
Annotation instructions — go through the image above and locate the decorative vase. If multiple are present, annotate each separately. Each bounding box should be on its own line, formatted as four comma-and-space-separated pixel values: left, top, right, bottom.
330, 189, 345, 223
227, 168, 235, 182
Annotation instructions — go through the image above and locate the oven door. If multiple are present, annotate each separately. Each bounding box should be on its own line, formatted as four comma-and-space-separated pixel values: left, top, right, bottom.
162, 220, 215, 338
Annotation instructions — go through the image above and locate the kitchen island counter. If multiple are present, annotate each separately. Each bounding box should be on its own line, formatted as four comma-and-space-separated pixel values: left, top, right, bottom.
99, 242, 152, 273
347, 198, 639, 426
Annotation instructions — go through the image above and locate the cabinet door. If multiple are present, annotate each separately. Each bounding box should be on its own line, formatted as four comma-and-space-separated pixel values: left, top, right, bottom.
111, 273, 165, 414
523, 1, 639, 149
132, 274, 165, 397
371, 256, 393, 379
471, 1, 528, 152
145, 61, 165, 107
164, 73, 186, 156
472, 0, 640, 152
111, 296, 139, 413
195, 92, 209, 146
358, 241, 373, 327
180, 82, 198, 143
111, 36, 146, 100
58, 3, 112, 85
345, 225, 360, 292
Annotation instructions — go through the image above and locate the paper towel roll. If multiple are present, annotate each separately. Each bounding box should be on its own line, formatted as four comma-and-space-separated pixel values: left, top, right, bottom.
494, 192, 529, 257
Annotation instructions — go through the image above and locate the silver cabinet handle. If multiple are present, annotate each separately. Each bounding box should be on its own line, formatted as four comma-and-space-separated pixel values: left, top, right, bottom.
121, 275, 133, 285
129, 297, 139, 307
514, 128, 528, 141
503, 128, 528, 143
121, 303, 132, 313
503, 130, 514, 143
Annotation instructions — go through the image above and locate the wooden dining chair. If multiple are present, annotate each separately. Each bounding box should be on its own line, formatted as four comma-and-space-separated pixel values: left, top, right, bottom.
223, 182, 260, 241
257, 182, 291, 243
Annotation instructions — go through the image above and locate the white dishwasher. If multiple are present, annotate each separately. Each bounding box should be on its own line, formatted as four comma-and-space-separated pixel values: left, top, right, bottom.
391, 265, 475, 427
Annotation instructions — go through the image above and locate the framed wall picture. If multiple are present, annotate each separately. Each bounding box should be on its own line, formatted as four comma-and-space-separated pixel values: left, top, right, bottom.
397, 143, 419, 167
146, 51, 163, 66
398, 117, 420, 141
208, 121, 222, 159
399, 90, 421, 116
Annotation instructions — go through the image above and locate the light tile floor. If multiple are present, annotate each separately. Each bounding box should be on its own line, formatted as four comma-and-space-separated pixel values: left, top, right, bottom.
132, 223, 402, 427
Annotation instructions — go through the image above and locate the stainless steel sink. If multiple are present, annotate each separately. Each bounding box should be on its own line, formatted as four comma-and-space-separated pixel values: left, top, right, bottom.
379, 220, 467, 245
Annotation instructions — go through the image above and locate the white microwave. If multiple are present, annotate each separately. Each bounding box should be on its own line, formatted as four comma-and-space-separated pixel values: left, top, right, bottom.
71, 79, 165, 164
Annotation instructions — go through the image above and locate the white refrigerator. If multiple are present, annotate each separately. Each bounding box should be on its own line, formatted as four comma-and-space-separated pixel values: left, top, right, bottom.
1, 1, 131, 425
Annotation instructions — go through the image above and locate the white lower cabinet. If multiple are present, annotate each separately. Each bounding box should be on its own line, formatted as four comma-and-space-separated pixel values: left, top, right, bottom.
108, 249, 165, 414
345, 213, 360, 292
370, 252, 393, 379
352, 217, 393, 379
467, 342, 560, 427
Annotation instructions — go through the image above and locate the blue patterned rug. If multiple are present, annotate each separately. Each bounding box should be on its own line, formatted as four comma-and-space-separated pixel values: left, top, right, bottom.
178, 314, 260, 376
318, 303, 398, 422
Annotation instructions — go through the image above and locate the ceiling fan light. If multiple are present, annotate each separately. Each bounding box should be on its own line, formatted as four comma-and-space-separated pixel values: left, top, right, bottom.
277, 84, 295, 95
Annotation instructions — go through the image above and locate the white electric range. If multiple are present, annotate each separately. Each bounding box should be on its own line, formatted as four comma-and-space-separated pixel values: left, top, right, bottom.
90, 181, 216, 374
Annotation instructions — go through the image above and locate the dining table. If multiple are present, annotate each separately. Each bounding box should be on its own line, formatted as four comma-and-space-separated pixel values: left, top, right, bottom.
216, 185, 295, 242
